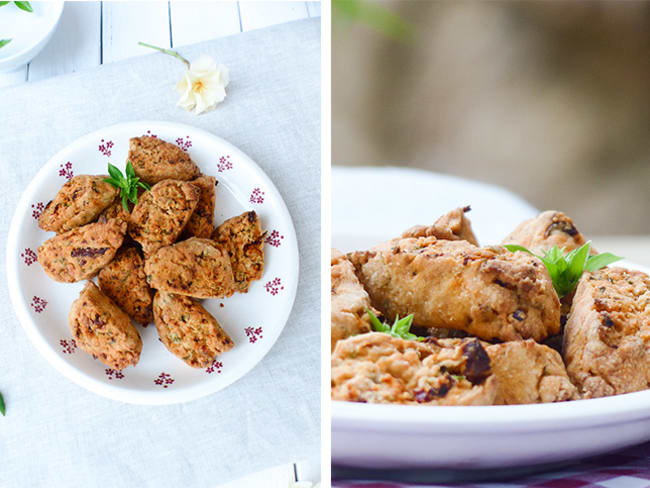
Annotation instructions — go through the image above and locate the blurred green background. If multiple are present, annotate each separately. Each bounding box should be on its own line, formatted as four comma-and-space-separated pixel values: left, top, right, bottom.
333, 0, 650, 235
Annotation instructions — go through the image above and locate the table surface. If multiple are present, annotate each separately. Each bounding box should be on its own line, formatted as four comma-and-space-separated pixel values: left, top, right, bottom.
0, 1, 320, 87
0, 6, 320, 488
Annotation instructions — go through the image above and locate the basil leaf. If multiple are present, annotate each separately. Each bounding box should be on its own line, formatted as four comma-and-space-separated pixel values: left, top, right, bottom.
367, 309, 389, 333
121, 192, 129, 212
0, 392, 5, 416
107, 163, 123, 182
138, 180, 151, 191
503, 244, 537, 257
0, 2, 10, 6
586, 252, 623, 272
14, 1, 33, 12
125, 161, 136, 178
0, 39, 11, 48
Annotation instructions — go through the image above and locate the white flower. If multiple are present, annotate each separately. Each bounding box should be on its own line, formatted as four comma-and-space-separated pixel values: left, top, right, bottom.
175, 54, 229, 115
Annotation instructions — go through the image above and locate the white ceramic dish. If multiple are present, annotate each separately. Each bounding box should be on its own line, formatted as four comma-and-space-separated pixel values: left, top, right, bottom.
332, 166, 650, 469
0, 1, 63, 72
7, 121, 299, 405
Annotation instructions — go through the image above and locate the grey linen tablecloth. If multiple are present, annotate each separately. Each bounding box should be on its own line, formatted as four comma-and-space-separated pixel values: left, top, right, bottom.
0, 18, 320, 487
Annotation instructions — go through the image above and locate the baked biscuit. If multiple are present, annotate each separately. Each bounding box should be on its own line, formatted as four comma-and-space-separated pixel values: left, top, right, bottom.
332, 333, 497, 405
563, 267, 650, 398
145, 238, 235, 298
331, 249, 373, 351
98, 247, 154, 325
502, 210, 591, 254
69, 282, 142, 370
128, 136, 200, 185
38, 175, 118, 233
128, 179, 200, 255
213, 211, 265, 293
348, 237, 560, 342
486, 340, 577, 404
401, 206, 478, 246
153, 291, 234, 368
38, 218, 126, 282
181, 175, 216, 239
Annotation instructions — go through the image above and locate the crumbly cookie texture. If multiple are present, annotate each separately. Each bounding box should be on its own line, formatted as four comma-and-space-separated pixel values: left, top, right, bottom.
486, 340, 578, 404
401, 206, 479, 246
153, 291, 234, 368
563, 267, 650, 398
213, 211, 265, 293
128, 179, 200, 255
332, 333, 497, 405
37, 218, 127, 283
128, 136, 200, 185
145, 237, 235, 299
69, 281, 142, 370
98, 246, 154, 325
348, 237, 560, 342
331, 249, 374, 351
38, 175, 118, 233
502, 210, 592, 254
181, 175, 217, 239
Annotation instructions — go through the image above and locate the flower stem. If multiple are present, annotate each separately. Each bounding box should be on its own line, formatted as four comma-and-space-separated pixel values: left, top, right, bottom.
138, 41, 190, 68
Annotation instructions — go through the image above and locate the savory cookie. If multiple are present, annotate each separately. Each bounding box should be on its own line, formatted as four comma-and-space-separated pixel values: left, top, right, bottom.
563, 267, 650, 398
98, 246, 154, 325
153, 291, 234, 368
485, 340, 577, 404
181, 175, 217, 239
348, 237, 560, 342
401, 206, 479, 246
128, 179, 200, 255
38, 175, 118, 233
213, 211, 265, 293
332, 332, 497, 406
502, 210, 592, 255
128, 136, 200, 185
145, 237, 235, 299
37, 218, 127, 282
69, 281, 142, 370
331, 249, 373, 351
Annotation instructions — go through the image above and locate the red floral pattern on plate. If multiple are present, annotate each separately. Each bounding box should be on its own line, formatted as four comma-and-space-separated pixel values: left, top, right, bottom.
143, 130, 158, 138
98, 139, 114, 157
206, 359, 223, 374
245, 326, 263, 344
175, 136, 192, 152
265, 230, 284, 248
264, 278, 284, 296
154, 372, 174, 388
105, 368, 125, 380
21, 248, 37, 266
217, 155, 233, 172
249, 188, 265, 204
60, 339, 77, 354
58, 162, 73, 180
31, 296, 47, 313
31, 202, 45, 220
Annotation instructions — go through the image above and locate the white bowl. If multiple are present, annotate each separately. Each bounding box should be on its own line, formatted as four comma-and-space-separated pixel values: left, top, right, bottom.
332, 166, 650, 469
0, 1, 64, 72
6, 121, 299, 405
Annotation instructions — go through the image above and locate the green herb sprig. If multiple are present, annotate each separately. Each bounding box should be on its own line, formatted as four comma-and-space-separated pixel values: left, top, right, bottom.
0, 39, 11, 49
504, 241, 622, 298
104, 161, 151, 211
0, 392, 5, 416
367, 309, 424, 341
0, 1, 33, 12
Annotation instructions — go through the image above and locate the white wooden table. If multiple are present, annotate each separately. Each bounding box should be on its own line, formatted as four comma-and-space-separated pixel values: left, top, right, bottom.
0, 1, 320, 87
0, 2, 321, 486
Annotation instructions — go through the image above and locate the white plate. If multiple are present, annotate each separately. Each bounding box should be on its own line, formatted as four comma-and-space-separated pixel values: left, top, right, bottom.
0, 1, 63, 72
332, 166, 650, 469
7, 121, 299, 405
